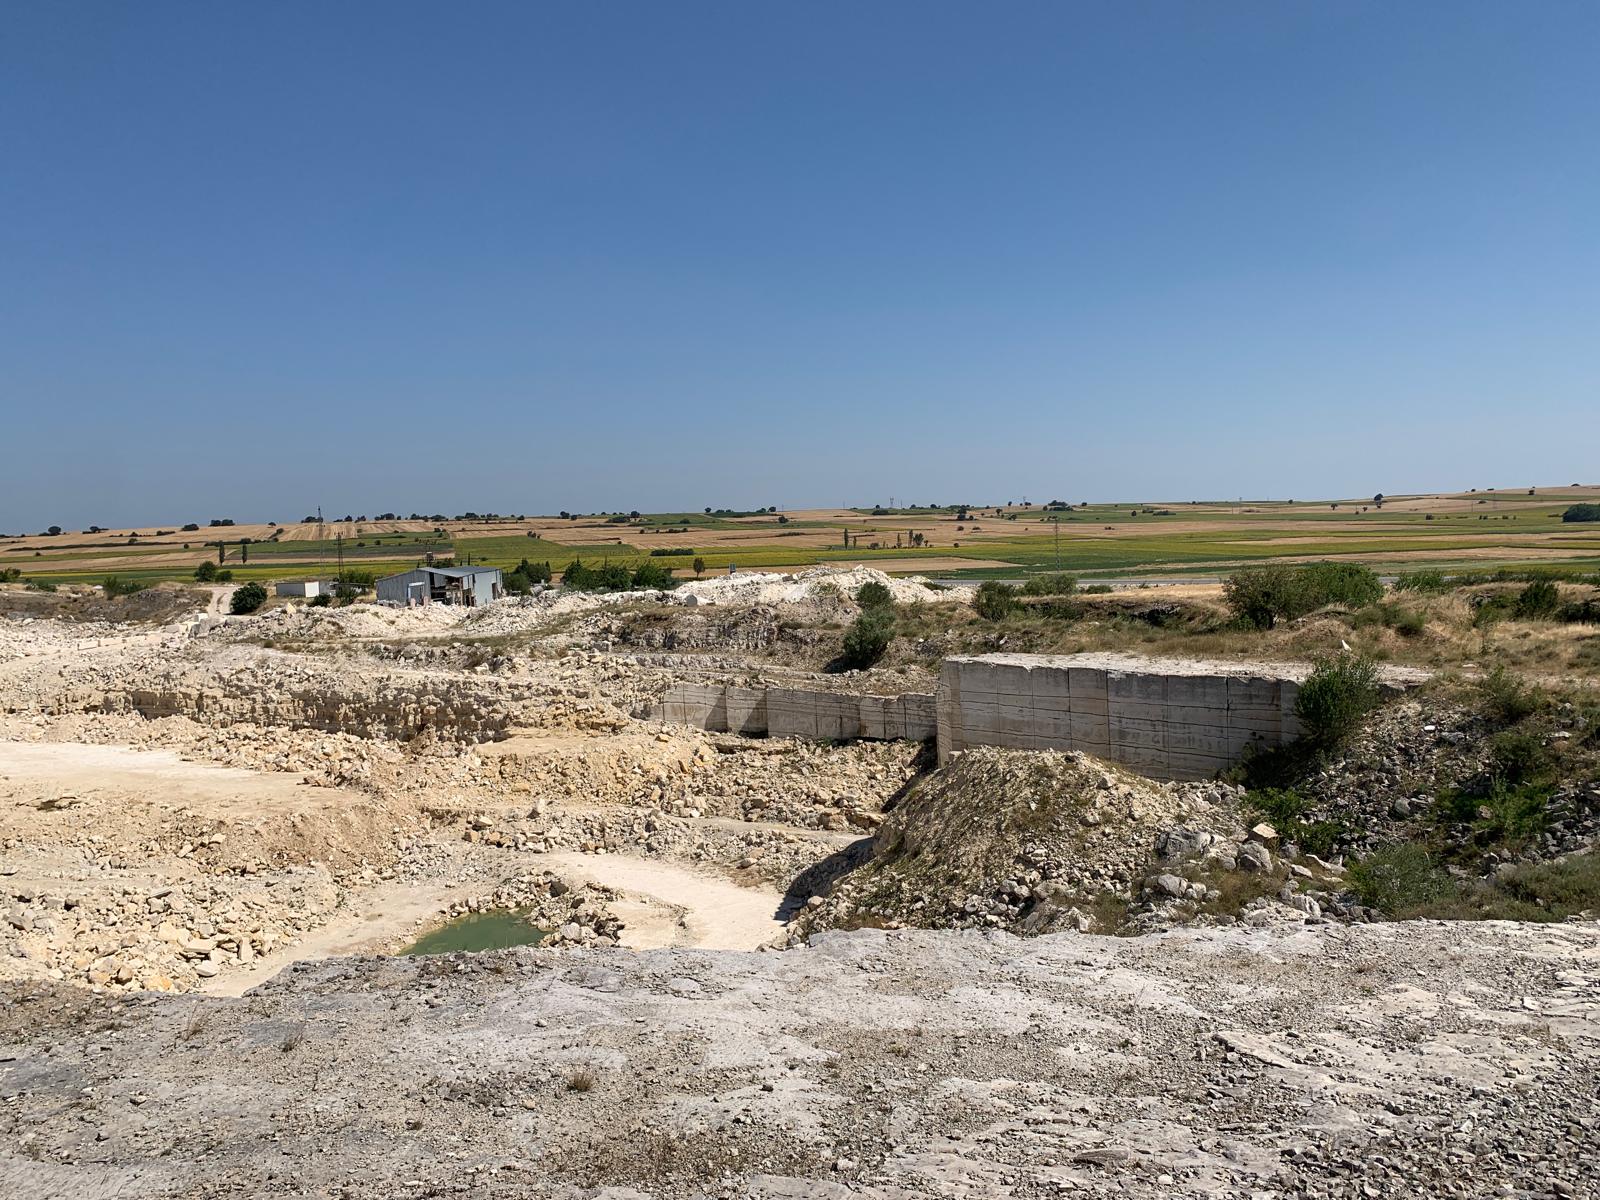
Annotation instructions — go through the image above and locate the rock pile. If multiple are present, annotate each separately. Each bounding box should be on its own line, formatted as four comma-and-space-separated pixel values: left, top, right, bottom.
793, 746, 1241, 937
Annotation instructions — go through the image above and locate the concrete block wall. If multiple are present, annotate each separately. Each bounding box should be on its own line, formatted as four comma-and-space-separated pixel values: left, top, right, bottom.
652, 683, 936, 743
936, 652, 1310, 781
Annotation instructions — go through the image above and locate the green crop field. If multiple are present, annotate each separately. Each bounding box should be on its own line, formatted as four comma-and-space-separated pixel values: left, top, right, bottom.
10, 490, 1599, 586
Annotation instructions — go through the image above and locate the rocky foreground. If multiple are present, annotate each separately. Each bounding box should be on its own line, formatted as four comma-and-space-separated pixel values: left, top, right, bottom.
1, 920, 1596, 1200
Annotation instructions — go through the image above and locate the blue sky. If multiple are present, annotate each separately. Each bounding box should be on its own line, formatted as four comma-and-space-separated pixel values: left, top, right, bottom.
3, 2, 1597, 530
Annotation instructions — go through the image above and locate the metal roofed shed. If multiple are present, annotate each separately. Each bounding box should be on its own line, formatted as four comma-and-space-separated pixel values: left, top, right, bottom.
376, 565, 504, 608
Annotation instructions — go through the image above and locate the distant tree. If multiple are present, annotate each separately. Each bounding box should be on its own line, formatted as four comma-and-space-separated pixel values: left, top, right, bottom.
1373, 493, 1385, 507
182, 522, 201, 532
629, 560, 675, 590
777, 515, 789, 525
46, 526, 61, 536
230, 582, 267, 614
693, 556, 706, 578
193, 560, 219, 582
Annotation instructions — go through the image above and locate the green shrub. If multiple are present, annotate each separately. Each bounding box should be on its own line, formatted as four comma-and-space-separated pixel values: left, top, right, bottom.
1488, 730, 1547, 783
1478, 665, 1543, 725
1559, 598, 1600, 624
1021, 573, 1077, 597
1244, 787, 1348, 857
1435, 776, 1552, 850
1389, 607, 1427, 638
100, 575, 146, 598
1513, 579, 1561, 619
1393, 569, 1451, 594
840, 608, 894, 669
563, 558, 636, 592
0, 568, 21, 583
1226, 562, 1383, 629
1300, 561, 1383, 609
193, 560, 219, 583
629, 560, 677, 590
1223, 564, 1305, 629
1293, 653, 1381, 746
308, 593, 332, 607
855, 581, 893, 609
25, 579, 57, 592
1494, 853, 1600, 916
1080, 583, 1113, 594
973, 581, 1018, 620
230, 582, 267, 614
1560, 503, 1600, 523
1348, 844, 1453, 915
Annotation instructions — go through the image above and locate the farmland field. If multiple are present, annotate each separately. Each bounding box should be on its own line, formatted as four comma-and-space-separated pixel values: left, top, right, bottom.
5, 485, 1600, 585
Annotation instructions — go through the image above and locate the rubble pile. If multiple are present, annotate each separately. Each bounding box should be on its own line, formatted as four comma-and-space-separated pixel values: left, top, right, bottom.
794, 746, 1243, 937
1, 867, 343, 994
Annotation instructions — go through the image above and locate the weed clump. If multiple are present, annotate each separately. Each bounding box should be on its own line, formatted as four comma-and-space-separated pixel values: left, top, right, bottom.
1478, 665, 1544, 726
100, 575, 146, 599
1244, 787, 1348, 857
1348, 844, 1453, 915
1513, 579, 1561, 620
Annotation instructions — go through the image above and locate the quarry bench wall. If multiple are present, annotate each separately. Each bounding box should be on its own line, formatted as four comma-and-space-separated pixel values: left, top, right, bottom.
654, 653, 1422, 781
934, 653, 1309, 781
651, 683, 938, 742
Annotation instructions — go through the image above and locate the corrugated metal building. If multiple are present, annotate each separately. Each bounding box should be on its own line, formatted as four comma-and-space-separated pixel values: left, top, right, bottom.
376, 565, 504, 607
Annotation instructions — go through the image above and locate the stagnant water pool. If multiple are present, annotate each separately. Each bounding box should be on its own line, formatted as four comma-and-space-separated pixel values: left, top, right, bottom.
400, 909, 548, 956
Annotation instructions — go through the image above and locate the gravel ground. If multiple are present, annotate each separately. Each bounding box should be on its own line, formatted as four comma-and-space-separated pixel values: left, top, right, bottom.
1, 919, 1595, 1200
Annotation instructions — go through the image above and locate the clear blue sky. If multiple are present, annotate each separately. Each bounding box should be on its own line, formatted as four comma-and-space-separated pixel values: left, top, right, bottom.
3, 2, 1597, 531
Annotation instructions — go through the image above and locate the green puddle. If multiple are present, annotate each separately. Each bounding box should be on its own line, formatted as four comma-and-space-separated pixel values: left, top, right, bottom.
400, 909, 547, 956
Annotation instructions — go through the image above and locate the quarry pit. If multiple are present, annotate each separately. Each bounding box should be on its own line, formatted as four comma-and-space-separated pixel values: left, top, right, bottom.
0, 569, 1594, 1199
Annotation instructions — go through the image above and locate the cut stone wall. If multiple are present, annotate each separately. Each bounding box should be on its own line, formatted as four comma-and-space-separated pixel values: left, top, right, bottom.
653, 653, 1424, 779
935, 652, 1312, 780
652, 683, 936, 743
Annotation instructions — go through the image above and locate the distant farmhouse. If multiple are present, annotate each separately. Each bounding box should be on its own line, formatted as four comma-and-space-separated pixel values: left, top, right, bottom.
376, 565, 503, 607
